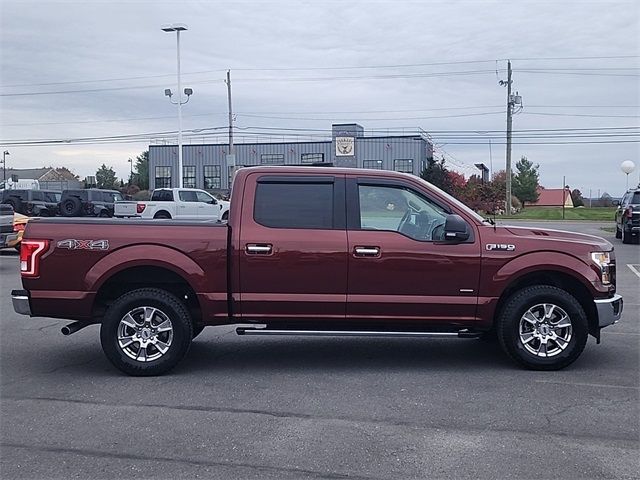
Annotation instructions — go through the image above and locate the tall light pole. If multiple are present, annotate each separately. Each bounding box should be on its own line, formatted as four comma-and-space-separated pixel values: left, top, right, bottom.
127, 158, 133, 184
2, 150, 9, 184
161, 23, 190, 188
621, 160, 636, 191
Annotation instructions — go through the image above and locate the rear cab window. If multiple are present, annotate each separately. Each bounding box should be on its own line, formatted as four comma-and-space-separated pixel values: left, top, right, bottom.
253, 177, 341, 229
152, 190, 174, 202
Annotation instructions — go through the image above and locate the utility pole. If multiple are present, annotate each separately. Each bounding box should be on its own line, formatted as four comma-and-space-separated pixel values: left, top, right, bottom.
562, 176, 566, 220
226, 69, 236, 189
505, 60, 513, 216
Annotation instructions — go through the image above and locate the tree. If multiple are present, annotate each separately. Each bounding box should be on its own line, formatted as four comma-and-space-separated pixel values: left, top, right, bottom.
512, 156, 540, 208
571, 188, 585, 207
95, 164, 118, 189
133, 150, 149, 190
600, 192, 613, 207
420, 156, 450, 192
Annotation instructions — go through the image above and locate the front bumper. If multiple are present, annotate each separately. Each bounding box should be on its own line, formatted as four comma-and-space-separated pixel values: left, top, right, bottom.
11, 289, 31, 316
594, 294, 623, 328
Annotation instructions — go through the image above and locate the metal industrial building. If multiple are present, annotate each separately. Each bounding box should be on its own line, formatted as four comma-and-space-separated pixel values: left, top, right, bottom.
148, 123, 434, 192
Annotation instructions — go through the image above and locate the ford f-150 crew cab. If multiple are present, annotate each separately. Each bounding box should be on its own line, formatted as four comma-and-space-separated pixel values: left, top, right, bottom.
12, 166, 623, 375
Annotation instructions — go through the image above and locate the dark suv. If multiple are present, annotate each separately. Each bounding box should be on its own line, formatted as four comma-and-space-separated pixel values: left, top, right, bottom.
1, 189, 61, 216
59, 189, 124, 218
615, 187, 640, 244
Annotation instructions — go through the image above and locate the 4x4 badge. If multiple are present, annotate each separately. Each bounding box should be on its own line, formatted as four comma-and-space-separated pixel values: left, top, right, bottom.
57, 239, 109, 251
486, 243, 515, 251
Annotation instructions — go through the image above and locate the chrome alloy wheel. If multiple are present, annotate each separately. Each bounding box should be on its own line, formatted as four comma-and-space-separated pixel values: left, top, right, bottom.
518, 303, 572, 358
117, 306, 174, 362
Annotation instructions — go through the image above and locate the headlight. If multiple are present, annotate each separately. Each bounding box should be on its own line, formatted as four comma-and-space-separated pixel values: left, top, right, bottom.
591, 251, 612, 285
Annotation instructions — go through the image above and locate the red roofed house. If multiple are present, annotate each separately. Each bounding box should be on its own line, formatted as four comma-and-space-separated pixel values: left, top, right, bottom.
532, 187, 574, 208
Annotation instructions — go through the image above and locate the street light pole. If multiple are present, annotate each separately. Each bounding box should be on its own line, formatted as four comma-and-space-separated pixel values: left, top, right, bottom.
2, 150, 9, 184
162, 23, 189, 188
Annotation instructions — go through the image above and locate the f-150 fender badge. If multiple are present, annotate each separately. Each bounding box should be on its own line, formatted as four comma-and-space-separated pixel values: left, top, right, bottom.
57, 239, 110, 251
486, 243, 515, 251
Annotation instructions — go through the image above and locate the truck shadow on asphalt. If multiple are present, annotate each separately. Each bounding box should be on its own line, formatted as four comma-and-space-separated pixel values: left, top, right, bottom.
178, 336, 514, 374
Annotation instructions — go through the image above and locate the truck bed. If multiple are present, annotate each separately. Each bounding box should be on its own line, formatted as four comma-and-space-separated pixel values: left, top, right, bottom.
22, 217, 229, 322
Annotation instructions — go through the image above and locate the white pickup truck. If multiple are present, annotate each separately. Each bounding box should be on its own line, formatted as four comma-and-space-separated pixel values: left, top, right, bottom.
114, 188, 230, 221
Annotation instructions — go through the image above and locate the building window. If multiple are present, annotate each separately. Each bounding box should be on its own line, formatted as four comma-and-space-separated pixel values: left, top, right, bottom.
155, 166, 171, 188
363, 160, 383, 170
260, 153, 285, 165
301, 153, 324, 164
183, 166, 196, 188
203, 165, 221, 189
394, 159, 413, 174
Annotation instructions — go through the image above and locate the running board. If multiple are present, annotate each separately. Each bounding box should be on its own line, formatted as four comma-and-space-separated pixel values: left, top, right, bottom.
236, 327, 480, 339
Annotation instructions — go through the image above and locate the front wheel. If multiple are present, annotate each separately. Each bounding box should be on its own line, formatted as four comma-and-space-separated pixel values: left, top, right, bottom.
496, 285, 588, 370
100, 288, 193, 376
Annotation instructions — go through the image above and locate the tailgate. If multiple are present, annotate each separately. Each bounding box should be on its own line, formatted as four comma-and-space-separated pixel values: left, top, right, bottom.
114, 201, 139, 217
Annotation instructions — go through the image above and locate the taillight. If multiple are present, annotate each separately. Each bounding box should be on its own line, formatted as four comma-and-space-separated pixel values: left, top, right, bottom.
13, 223, 26, 232
20, 240, 49, 277
136, 203, 146, 214
625, 207, 633, 219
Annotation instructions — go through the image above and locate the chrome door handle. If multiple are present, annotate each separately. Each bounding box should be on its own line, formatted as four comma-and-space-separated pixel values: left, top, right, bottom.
246, 244, 272, 254
354, 246, 380, 257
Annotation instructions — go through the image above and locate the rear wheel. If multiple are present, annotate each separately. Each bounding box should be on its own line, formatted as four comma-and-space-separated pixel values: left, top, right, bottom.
622, 227, 631, 244
154, 211, 171, 219
615, 225, 622, 239
100, 288, 193, 376
496, 285, 588, 370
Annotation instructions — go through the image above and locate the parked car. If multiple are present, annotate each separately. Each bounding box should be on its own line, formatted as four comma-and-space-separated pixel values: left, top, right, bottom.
1, 189, 61, 216
615, 187, 640, 244
0, 204, 18, 249
12, 166, 622, 375
114, 187, 230, 221
59, 188, 124, 218
6, 213, 32, 251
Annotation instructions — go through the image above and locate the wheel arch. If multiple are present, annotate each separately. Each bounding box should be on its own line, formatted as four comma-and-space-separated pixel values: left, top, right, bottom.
88, 246, 205, 324
494, 269, 598, 339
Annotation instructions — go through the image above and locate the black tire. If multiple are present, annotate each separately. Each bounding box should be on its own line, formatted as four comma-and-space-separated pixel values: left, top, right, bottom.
100, 288, 193, 376
61, 197, 82, 217
98, 210, 110, 218
192, 324, 205, 339
622, 227, 631, 244
154, 211, 171, 219
221, 211, 229, 221
615, 225, 622, 239
496, 285, 588, 370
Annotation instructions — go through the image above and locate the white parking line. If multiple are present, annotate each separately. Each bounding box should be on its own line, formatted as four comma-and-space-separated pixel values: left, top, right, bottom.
535, 380, 639, 390
627, 264, 640, 279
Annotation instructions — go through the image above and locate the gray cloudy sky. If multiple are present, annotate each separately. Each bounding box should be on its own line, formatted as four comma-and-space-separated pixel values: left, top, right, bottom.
1, 0, 639, 195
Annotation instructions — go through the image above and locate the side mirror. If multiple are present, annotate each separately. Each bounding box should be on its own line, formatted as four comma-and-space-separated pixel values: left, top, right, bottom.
443, 214, 470, 242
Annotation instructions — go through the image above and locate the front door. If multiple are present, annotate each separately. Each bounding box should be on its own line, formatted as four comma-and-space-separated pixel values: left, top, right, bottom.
238, 173, 348, 321
346, 177, 482, 323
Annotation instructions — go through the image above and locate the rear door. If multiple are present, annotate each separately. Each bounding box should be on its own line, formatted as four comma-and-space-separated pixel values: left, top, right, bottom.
238, 173, 347, 321
345, 176, 482, 323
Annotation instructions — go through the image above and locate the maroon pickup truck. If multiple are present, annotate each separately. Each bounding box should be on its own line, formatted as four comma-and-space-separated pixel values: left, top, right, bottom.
12, 166, 622, 375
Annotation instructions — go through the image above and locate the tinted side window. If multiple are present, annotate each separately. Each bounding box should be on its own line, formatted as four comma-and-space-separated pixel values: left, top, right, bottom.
632, 193, 640, 204
152, 190, 174, 201
30, 191, 44, 201
179, 191, 198, 202
254, 182, 334, 229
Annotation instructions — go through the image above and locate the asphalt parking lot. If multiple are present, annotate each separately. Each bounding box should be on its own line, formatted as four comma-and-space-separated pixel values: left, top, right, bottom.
0, 221, 638, 479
